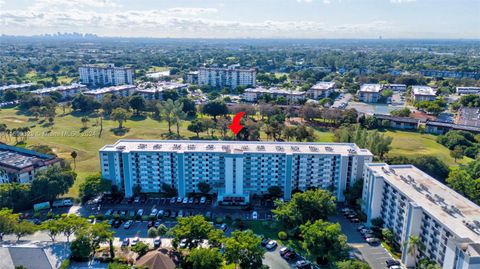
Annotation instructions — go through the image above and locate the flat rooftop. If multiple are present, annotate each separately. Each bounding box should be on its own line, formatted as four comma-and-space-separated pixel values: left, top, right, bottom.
100, 140, 373, 156
412, 85, 437, 96
136, 82, 188, 93
0, 145, 58, 173
84, 85, 136, 95
456, 107, 480, 127
367, 163, 480, 243
310, 82, 336, 90
0, 83, 34, 91
31, 83, 86, 94
360, 84, 383, 93
199, 67, 256, 72
244, 87, 306, 96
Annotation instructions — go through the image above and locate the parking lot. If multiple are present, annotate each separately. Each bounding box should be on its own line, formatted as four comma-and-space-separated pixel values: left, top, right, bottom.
331, 210, 395, 269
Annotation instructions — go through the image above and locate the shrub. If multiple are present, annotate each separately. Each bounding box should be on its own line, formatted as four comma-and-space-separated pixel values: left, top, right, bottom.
96, 214, 104, 220
278, 231, 288, 240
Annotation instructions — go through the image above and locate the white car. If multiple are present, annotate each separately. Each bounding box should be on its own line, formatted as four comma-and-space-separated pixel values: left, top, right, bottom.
131, 237, 139, 246
252, 211, 258, 220
150, 208, 158, 217
389, 266, 401, 269
137, 209, 144, 216
182, 197, 188, 204
265, 240, 277, 250
200, 197, 206, 204
179, 238, 188, 248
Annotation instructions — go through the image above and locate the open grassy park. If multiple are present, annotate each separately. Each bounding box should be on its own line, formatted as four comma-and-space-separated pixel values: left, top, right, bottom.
0, 106, 468, 198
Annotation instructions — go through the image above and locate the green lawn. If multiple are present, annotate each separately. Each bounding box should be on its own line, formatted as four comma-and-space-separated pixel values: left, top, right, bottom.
0, 107, 465, 197
383, 130, 471, 166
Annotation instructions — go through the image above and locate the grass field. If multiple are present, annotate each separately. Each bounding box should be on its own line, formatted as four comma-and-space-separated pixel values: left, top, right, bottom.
0, 107, 466, 197
383, 130, 471, 165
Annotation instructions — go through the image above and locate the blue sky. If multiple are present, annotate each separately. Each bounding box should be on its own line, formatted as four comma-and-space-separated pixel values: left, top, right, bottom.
0, 0, 479, 38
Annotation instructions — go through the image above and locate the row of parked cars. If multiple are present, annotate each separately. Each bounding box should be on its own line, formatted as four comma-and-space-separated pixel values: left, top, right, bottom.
128, 196, 211, 205
341, 208, 360, 223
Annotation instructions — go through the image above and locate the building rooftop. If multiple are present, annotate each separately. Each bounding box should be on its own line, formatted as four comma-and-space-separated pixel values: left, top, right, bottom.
199, 67, 256, 72
0, 144, 59, 174
367, 163, 480, 243
80, 63, 132, 70
426, 120, 480, 133
0, 83, 34, 92
412, 85, 437, 96
84, 85, 136, 95
100, 140, 373, 156
456, 107, 480, 127
310, 82, 336, 91
31, 83, 86, 94
136, 82, 188, 93
359, 84, 383, 93
244, 87, 306, 96
373, 114, 420, 124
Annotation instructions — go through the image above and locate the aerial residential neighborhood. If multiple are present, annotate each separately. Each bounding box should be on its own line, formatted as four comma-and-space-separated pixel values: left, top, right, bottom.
0, 1, 480, 269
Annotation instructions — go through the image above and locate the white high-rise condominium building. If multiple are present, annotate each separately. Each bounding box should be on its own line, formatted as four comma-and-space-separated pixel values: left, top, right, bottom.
362, 163, 480, 269
99, 140, 372, 203
198, 67, 256, 89
79, 64, 134, 87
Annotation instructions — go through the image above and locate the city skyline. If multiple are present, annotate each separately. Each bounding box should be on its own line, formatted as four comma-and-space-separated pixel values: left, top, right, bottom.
0, 0, 479, 39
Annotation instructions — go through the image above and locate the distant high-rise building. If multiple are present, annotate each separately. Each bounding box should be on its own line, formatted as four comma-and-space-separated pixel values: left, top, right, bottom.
198, 66, 256, 89
79, 63, 134, 87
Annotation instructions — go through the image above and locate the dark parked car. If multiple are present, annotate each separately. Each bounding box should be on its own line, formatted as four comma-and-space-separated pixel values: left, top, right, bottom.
121, 238, 130, 247
284, 251, 297, 260
386, 259, 401, 267
261, 238, 269, 247
153, 237, 161, 248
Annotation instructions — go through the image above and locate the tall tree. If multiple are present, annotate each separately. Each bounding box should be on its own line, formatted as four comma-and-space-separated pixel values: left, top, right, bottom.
223, 230, 264, 269
186, 248, 224, 269
70, 151, 78, 170
201, 100, 228, 121
31, 166, 76, 202
300, 220, 348, 265
129, 95, 146, 115
110, 108, 131, 129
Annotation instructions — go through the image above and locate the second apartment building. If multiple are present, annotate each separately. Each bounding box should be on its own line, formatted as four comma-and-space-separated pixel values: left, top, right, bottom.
99, 140, 373, 203
362, 163, 480, 269
198, 67, 256, 89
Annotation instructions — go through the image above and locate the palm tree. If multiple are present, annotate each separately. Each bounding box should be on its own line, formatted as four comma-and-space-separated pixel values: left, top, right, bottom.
173, 101, 187, 136
71, 151, 78, 170
158, 99, 177, 134
406, 235, 424, 262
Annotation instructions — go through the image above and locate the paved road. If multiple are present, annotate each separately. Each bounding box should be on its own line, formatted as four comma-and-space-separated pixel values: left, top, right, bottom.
331, 215, 393, 269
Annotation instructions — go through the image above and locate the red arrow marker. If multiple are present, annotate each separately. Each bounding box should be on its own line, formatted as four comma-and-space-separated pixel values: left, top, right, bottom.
229, 112, 245, 135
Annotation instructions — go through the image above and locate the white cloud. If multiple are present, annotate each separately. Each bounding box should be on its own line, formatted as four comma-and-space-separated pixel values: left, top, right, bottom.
164, 8, 218, 16
31, 0, 120, 10
390, 0, 416, 3
0, 0, 5, 8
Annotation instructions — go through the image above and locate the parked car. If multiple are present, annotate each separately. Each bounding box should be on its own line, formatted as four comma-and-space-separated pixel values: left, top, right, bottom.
157, 210, 164, 218
150, 209, 158, 217
164, 210, 171, 217
63, 199, 73, 206
366, 237, 380, 245
220, 223, 227, 231
113, 220, 122, 228
178, 210, 184, 217
389, 266, 401, 269
131, 237, 140, 246
147, 221, 154, 228
123, 220, 133, 229
296, 260, 312, 269
386, 259, 401, 267
265, 240, 277, 250
134, 197, 140, 203
122, 238, 130, 247
153, 237, 161, 248
279, 247, 290, 256
188, 197, 194, 204
182, 197, 188, 204
176, 197, 183, 204
261, 238, 269, 247
170, 197, 176, 204
154, 221, 161, 228
252, 211, 258, 220
179, 239, 188, 248
357, 225, 365, 231
200, 197, 206, 204
137, 209, 144, 216
171, 211, 177, 218
284, 250, 297, 260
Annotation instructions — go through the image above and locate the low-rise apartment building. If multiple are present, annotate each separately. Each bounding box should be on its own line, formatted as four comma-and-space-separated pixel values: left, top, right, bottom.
99, 140, 373, 203
198, 67, 256, 88
456, 87, 480, 95
358, 84, 384, 103
84, 85, 137, 101
0, 83, 34, 92
136, 82, 188, 101
412, 86, 437, 102
362, 163, 480, 269
243, 87, 306, 103
383, 84, 407, 91
79, 63, 134, 86
31, 83, 87, 99
308, 82, 336, 99
0, 144, 61, 183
